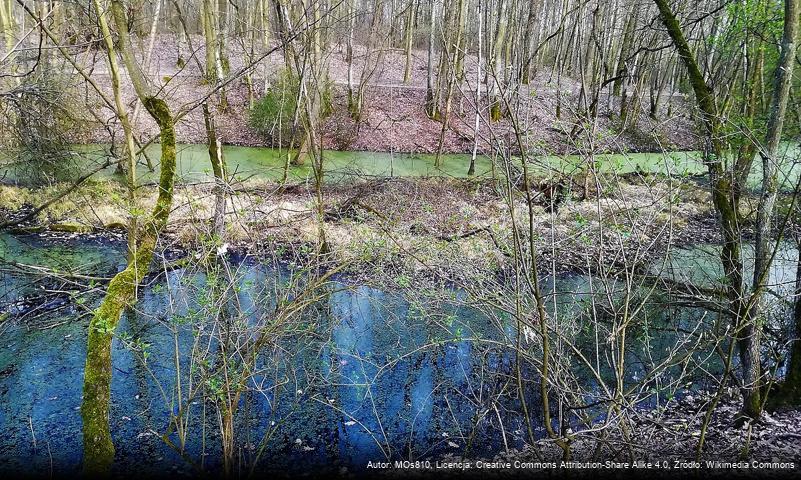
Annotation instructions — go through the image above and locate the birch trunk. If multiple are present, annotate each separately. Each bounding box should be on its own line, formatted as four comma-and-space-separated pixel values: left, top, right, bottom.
469, 0, 483, 176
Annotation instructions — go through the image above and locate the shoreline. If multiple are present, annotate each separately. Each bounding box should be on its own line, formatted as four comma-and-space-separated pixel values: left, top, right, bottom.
1, 174, 719, 280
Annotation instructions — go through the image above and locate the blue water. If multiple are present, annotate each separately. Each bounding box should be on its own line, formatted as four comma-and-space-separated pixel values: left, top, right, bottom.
0, 234, 533, 476
0, 233, 761, 476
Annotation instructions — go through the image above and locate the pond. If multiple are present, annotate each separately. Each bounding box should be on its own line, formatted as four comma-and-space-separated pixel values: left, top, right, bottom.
4, 143, 801, 190
0, 144, 735, 184
0, 233, 797, 476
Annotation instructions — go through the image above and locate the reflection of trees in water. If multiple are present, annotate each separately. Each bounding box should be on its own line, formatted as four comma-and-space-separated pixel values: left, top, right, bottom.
2, 232, 800, 473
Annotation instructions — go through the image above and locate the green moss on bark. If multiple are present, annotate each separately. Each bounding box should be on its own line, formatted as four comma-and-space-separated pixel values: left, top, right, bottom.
81, 95, 176, 476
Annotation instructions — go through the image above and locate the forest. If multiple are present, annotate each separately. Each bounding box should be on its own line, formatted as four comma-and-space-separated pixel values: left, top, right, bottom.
0, 0, 800, 477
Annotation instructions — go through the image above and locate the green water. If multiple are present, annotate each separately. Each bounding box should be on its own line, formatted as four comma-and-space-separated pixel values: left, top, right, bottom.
0, 144, 701, 184
120, 144, 706, 183
659, 242, 799, 295
3, 143, 800, 188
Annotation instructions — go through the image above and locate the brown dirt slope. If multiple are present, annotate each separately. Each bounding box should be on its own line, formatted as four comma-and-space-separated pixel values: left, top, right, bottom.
63, 35, 700, 155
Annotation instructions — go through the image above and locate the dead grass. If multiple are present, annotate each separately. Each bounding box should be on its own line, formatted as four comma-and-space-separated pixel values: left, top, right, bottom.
0, 175, 716, 278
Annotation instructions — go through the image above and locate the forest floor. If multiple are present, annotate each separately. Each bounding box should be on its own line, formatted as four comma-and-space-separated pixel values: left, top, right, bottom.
61, 35, 701, 155
428, 391, 801, 478
0, 173, 716, 281
4, 178, 800, 477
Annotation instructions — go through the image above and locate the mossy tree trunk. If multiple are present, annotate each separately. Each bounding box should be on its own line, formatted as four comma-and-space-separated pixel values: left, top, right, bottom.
81, 2, 178, 475
654, 0, 799, 419
203, 102, 227, 239
652, 0, 756, 418
753, 0, 799, 310
202, 0, 219, 84
81, 97, 176, 477
489, 0, 507, 122
202, 0, 228, 108
200, 0, 229, 239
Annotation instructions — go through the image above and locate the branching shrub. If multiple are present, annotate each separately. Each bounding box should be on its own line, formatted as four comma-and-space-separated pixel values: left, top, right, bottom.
249, 68, 333, 148
0, 71, 84, 185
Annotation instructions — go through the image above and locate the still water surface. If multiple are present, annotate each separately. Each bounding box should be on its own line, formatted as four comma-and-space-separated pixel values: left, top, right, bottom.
0, 233, 797, 475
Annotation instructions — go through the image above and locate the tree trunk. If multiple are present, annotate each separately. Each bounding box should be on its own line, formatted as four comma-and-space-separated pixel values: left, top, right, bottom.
171, 0, 228, 239
613, 3, 638, 97
346, 0, 357, 116
0, 0, 15, 63
520, 0, 540, 85
469, 0, 483, 176
403, 0, 416, 83
434, 0, 465, 166
202, 0, 227, 107
81, 3, 178, 475
652, 0, 755, 418
202, 0, 218, 83
261, 0, 272, 94
753, 0, 799, 289
489, 0, 507, 122
786, 241, 801, 399
750, 0, 799, 414
203, 102, 227, 239
298, 0, 328, 254
425, 0, 436, 117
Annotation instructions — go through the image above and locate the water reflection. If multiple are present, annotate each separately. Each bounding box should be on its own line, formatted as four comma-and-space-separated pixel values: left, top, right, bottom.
1, 233, 794, 475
